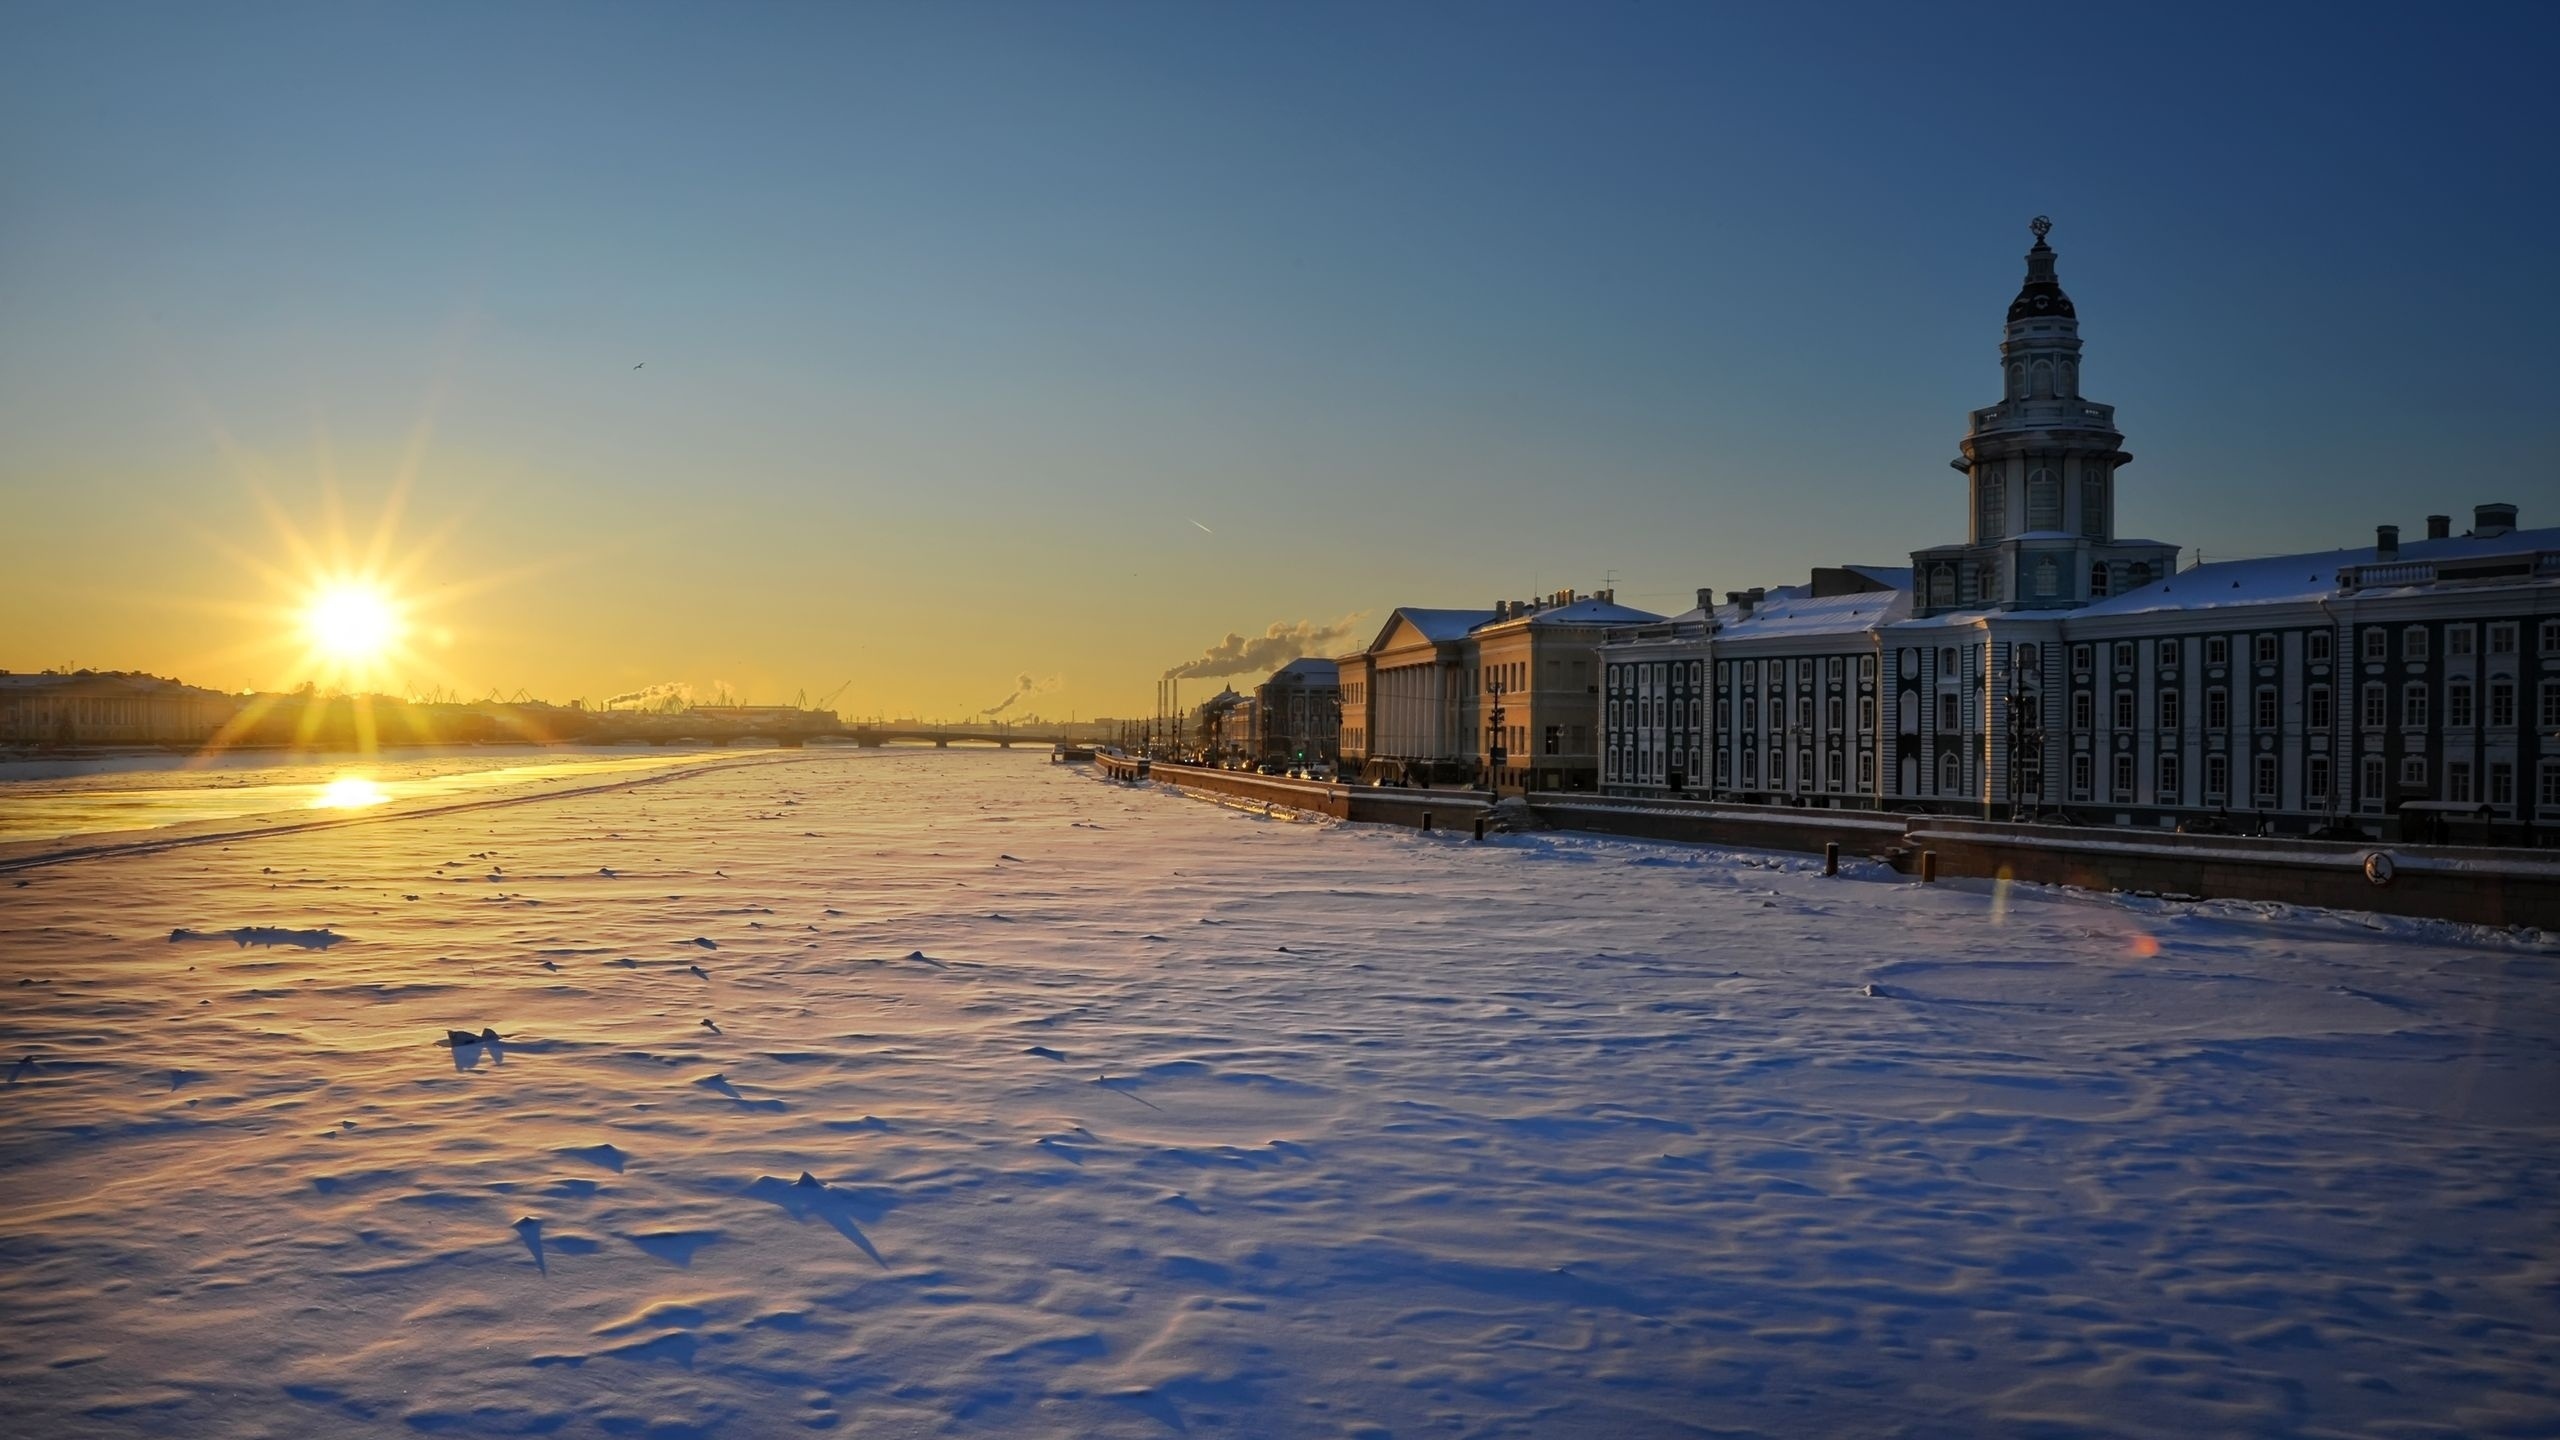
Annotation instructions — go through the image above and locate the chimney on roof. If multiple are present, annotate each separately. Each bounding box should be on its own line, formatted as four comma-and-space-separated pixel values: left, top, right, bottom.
1729, 588, 1755, 618
1696, 587, 1713, 613
2376, 525, 2399, 561
1595, 588, 1613, 603
2426, 514, 2451, 540
2474, 502, 2517, 538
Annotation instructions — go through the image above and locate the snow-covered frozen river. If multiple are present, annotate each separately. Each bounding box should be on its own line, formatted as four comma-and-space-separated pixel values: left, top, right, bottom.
1, 749, 2553, 1438
0, 745, 733, 846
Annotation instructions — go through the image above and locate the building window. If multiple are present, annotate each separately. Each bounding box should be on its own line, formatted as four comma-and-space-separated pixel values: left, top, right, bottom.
2489, 680, 2515, 729
2307, 685, 2331, 729
2541, 620, 2560, 657
2206, 636, 2229, 667
2112, 642, 2134, 671
1826, 695, 1844, 731
2158, 689, 2181, 730
1940, 753, 1960, 793
1978, 471, 2006, 540
2206, 687, 2229, 731
2071, 644, 2091, 675
2090, 562, 2109, 598
2307, 631, 2331, 663
2026, 470, 2060, 530
2254, 687, 2279, 730
2080, 470, 2106, 538
1930, 565, 1956, 608
2255, 635, 2278, 665
1858, 655, 1876, 682
2033, 556, 2058, 598
2490, 762, 2514, 808
1858, 752, 1874, 789
1716, 753, 1730, 785
2363, 756, 2387, 811
2361, 683, 2386, 730
2362, 628, 2387, 662
1798, 750, 1814, 789
2447, 760, 2473, 804
2447, 625, 2475, 658
2113, 754, 2134, 798
2404, 626, 2430, 662
1940, 647, 1959, 674
2402, 756, 2427, 787
2071, 691, 2092, 730
2254, 755, 2278, 803
2071, 753, 2092, 798
1743, 752, 1757, 785
2206, 753, 2229, 800
1939, 693, 1960, 731
2542, 680, 2560, 729
2447, 679, 2474, 729
2541, 761, 2560, 811
1826, 751, 1844, 789
2157, 752, 2180, 802
1860, 696, 1876, 732
1770, 750, 1785, 786
2404, 684, 2429, 729
2308, 756, 2331, 803
2113, 690, 2134, 730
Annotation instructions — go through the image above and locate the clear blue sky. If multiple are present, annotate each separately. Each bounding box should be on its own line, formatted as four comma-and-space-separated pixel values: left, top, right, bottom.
3, 2, 2554, 715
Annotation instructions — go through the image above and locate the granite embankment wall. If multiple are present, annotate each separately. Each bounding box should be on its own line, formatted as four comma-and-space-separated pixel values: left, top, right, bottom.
1096, 755, 2558, 929
1093, 756, 1489, 830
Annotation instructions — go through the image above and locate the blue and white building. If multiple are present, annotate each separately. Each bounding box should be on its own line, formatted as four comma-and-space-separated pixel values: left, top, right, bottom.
1600, 220, 2560, 840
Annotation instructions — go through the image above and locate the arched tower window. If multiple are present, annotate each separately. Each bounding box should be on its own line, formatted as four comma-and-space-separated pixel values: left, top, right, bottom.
1930, 565, 1955, 607
2090, 562, 2110, 597
2080, 469, 2107, 539
2026, 469, 2060, 530
1938, 752, 1961, 794
2060, 359, 2077, 396
1977, 471, 2006, 541
2031, 360, 2054, 398
2126, 560, 2154, 590
2007, 363, 2025, 400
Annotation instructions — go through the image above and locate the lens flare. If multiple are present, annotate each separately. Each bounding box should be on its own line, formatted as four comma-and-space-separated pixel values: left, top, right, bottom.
303, 580, 404, 665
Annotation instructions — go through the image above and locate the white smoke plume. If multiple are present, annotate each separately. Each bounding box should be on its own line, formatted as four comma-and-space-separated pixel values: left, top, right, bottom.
1162, 615, 1365, 681
982, 673, 1062, 716
602, 681, 696, 713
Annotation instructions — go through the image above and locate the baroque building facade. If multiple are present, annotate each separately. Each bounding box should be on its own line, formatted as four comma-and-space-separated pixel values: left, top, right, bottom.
1598, 221, 2560, 842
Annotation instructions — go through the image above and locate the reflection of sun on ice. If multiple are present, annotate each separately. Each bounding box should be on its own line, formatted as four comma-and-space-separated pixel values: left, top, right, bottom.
313, 775, 389, 809
302, 580, 403, 664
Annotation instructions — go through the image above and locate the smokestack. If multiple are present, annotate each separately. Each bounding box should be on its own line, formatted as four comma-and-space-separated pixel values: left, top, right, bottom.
2376, 525, 2399, 561
2474, 502, 2517, 538
2426, 514, 2451, 540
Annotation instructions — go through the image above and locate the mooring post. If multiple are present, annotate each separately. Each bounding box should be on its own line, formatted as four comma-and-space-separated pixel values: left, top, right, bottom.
1920, 849, 1938, 883
1824, 841, 1839, 876
1473, 815, 1487, 842
1421, 810, 1433, 832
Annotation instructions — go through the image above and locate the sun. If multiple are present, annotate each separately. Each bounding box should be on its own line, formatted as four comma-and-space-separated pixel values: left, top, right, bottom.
303, 579, 404, 665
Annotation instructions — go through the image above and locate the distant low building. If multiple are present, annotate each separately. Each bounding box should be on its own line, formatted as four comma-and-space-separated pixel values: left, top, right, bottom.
0, 672, 241, 748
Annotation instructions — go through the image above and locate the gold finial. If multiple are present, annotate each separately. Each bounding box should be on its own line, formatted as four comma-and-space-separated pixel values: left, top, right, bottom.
2030, 215, 2053, 243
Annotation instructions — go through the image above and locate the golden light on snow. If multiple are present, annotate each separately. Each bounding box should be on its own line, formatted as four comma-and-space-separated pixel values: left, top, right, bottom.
311, 775, 390, 809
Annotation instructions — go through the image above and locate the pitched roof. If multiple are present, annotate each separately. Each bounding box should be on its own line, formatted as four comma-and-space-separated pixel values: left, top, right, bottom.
2076, 524, 2560, 618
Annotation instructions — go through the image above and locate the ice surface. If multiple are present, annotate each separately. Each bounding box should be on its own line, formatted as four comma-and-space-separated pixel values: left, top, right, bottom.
0, 749, 2554, 1437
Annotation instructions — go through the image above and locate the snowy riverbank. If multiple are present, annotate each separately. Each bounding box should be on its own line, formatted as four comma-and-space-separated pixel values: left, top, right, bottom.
1, 749, 2553, 1437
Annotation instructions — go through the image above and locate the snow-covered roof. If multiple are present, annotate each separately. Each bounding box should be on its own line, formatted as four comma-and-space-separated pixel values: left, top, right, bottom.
1266, 658, 1338, 686
1715, 585, 1912, 641
1474, 597, 1664, 631
2077, 523, 2560, 619
1395, 607, 1499, 643
1841, 564, 1914, 590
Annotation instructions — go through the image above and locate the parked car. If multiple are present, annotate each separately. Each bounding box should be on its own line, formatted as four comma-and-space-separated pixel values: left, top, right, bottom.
1255, 760, 1287, 776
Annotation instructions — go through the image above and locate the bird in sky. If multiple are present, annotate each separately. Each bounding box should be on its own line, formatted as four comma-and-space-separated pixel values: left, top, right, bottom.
632, 362, 645, 370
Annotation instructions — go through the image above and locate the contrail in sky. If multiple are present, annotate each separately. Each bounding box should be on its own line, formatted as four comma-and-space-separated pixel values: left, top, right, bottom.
1189, 519, 1213, 534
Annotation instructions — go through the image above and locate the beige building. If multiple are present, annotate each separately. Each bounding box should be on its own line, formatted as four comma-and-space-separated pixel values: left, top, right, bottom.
1335, 590, 1661, 792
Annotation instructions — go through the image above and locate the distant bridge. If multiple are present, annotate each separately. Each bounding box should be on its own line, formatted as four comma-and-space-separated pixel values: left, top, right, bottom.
583, 711, 1072, 750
